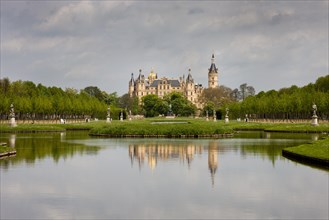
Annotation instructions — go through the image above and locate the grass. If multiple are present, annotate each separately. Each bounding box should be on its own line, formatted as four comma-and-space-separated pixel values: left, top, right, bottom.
89, 118, 234, 137
0, 118, 328, 135
263, 123, 329, 133
0, 145, 14, 154
0, 124, 65, 132
282, 137, 329, 166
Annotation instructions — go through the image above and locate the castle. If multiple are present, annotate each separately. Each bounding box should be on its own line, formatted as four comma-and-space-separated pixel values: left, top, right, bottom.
128, 54, 219, 109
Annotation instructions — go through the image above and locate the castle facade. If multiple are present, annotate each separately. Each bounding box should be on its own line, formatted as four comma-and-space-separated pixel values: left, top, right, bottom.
128, 54, 219, 109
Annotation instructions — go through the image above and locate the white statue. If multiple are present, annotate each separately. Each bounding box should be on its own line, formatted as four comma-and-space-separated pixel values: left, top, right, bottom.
9, 103, 17, 127
311, 103, 319, 126
107, 107, 111, 123
312, 103, 317, 116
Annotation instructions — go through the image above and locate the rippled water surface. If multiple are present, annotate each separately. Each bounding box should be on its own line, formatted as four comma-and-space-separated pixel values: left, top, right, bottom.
0, 131, 328, 219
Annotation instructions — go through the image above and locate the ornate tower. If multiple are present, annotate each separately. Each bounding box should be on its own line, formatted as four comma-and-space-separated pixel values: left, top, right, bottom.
208, 54, 218, 88
128, 73, 135, 97
186, 68, 194, 103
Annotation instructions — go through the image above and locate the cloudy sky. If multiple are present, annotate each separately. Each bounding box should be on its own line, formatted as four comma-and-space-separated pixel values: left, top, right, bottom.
1, 1, 328, 95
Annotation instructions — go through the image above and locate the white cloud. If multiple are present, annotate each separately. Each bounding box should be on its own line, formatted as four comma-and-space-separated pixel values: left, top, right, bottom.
38, 1, 96, 31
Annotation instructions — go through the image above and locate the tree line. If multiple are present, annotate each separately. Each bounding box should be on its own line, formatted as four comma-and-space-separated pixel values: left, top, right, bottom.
1, 74, 328, 121
0, 78, 109, 122
226, 75, 329, 121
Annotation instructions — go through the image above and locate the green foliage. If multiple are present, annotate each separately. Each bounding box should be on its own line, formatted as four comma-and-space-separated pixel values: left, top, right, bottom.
0, 79, 110, 120
164, 92, 196, 116
142, 94, 163, 117
118, 94, 141, 115
227, 75, 329, 120
141, 93, 197, 117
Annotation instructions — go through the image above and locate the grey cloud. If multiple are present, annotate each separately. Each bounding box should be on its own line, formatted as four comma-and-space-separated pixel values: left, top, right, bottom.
1, 1, 327, 95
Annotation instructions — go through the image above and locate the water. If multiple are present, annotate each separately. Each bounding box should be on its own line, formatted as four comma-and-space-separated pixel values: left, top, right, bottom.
0, 131, 328, 219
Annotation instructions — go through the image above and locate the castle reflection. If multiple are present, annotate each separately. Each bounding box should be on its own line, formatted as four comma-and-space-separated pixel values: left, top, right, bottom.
129, 141, 219, 185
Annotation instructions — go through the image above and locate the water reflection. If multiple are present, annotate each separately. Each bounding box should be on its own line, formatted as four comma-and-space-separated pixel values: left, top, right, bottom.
9, 134, 16, 148
1, 132, 328, 219
128, 141, 220, 186
129, 142, 204, 169
0, 132, 100, 169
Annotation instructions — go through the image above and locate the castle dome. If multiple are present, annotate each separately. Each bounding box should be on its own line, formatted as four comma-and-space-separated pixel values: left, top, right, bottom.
148, 68, 157, 82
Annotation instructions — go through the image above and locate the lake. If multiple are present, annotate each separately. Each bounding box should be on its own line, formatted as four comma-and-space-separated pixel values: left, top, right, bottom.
0, 131, 328, 219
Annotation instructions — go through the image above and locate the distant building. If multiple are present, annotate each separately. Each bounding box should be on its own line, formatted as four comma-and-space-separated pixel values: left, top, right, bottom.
128, 54, 219, 108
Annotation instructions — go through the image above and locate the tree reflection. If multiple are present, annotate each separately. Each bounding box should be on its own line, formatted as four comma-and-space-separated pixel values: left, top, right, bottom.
0, 132, 100, 169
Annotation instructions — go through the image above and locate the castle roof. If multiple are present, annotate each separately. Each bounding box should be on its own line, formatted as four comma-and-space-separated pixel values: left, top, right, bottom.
149, 79, 180, 87
186, 68, 194, 83
208, 54, 218, 73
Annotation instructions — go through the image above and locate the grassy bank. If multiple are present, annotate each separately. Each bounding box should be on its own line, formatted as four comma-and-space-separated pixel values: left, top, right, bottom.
1, 118, 329, 135
0, 124, 65, 132
263, 123, 329, 133
0, 122, 100, 133
282, 138, 329, 168
89, 119, 234, 137
0, 145, 13, 154
0, 144, 16, 158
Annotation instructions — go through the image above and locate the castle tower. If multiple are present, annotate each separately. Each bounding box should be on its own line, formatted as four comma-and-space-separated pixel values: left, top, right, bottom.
186, 68, 194, 103
208, 54, 218, 88
129, 73, 135, 97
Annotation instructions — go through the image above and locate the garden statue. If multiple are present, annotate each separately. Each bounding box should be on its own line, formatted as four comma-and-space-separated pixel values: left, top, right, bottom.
245, 114, 249, 122
225, 107, 229, 123
213, 109, 216, 122
129, 110, 132, 121
9, 103, 17, 127
311, 103, 319, 126
206, 110, 209, 121
107, 107, 111, 123
312, 103, 317, 116
166, 103, 175, 118
120, 110, 123, 121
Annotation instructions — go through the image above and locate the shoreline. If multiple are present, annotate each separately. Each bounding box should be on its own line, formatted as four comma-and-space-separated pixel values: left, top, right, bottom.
282, 138, 329, 169
282, 150, 329, 169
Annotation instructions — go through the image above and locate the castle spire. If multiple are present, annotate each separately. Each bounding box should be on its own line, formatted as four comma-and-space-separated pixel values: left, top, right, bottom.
208, 53, 218, 88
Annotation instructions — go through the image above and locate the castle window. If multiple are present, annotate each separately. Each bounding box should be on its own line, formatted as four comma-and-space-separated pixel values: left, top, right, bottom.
212, 82, 214, 85
167, 85, 169, 89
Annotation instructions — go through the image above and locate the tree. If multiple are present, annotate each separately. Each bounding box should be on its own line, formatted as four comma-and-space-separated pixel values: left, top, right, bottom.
238, 83, 255, 101
83, 86, 104, 102
142, 94, 162, 117
164, 92, 196, 116
200, 86, 234, 108
119, 94, 141, 115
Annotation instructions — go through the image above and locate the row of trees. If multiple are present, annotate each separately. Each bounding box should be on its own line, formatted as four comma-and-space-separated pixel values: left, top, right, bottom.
0, 79, 108, 121
1, 74, 327, 121
225, 75, 329, 120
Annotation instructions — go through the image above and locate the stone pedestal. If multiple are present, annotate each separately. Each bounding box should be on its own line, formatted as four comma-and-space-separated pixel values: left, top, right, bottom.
311, 115, 319, 126
213, 117, 216, 122
107, 117, 111, 123
9, 118, 17, 127
224, 116, 229, 123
